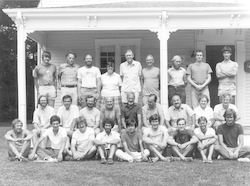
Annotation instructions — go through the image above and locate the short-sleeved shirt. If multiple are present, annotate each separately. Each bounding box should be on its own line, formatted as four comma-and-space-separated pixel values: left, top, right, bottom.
58, 63, 79, 86
142, 67, 160, 96
144, 126, 168, 144
214, 104, 238, 118
57, 105, 79, 129
168, 104, 195, 127
217, 123, 243, 148
186, 62, 212, 85
120, 60, 142, 93
100, 106, 121, 126
169, 129, 194, 144
33, 105, 55, 128
101, 72, 122, 97
142, 103, 165, 125
72, 127, 95, 152
96, 131, 120, 143
194, 127, 215, 145
42, 127, 67, 149
168, 67, 186, 87
77, 66, 101, 88
216, 61, 238, 85
121, 131, 142, 152
33, 63, 57, 86
194, 106, 214, 125
79, 107, 100, 128
121, 103, 142, 124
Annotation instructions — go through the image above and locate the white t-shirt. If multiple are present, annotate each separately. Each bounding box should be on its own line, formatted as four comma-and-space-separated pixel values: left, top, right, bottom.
96, 131, 120, 143
77, 66, 101, 88
194, 127, 215, 145
42, 127, 67, 149
144, 125, 168, 144
194, 106, 214, 125
79, 107, 100, 128
72, 127, 95, 152
33, 105, 55, 128
57, 105, 79, 129
101, 72, 122, 97
214, 104, 238, 118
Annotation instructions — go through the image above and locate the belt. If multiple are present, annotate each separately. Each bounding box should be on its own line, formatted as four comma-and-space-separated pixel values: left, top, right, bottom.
61, 85, 77, 88
168, 85, 185, 88
81, 87, 96, 89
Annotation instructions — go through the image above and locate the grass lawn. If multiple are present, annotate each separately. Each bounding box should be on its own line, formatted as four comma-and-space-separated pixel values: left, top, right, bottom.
1, 124, 250, 186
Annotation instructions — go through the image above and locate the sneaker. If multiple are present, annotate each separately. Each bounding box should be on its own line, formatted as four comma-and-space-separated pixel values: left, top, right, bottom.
107, 158, 114, 164
44, 157, 58, 163
64, 156, 74, 161
238, 158, 250, 162
184, 157, 193, 162
100, 158, 107, 164
170, 157, 181, 162
8, 157, 17, 161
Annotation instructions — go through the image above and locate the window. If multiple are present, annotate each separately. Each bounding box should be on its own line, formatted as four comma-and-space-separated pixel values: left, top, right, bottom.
100, 46, 115, 74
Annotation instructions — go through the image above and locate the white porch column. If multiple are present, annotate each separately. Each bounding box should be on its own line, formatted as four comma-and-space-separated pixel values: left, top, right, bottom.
16, 12, 27, 128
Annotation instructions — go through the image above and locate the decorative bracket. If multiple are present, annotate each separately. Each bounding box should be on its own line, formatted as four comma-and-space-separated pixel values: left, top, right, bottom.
236, 29, 243, 36
93, 16, 98, 27
216, 29, 223, 36
236, 14, 241, 25
230, 14, 234, 25
15, 12, 26, 28
87, 16, 90, 27
160, 11, 169, 27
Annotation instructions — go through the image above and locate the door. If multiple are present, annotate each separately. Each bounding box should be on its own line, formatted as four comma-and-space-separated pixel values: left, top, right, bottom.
206, 45, 235, 108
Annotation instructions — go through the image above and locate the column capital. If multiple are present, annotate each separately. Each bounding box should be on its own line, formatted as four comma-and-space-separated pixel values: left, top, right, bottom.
15, 12, 26, 28
149, 29, 177, 40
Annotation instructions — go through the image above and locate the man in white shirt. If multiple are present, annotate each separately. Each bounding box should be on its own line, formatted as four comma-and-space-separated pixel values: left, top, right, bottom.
32, 95, 55, 148
94, 118, 121, 164
77, 54, 101, 108
29, 115, 67, 162
70, 118, 97, 161
79, 95, 101, 135
120, 50, 142, 104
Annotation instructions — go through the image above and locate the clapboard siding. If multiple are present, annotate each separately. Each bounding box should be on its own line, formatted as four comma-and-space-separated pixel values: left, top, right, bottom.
45, 30, 195, 111
245, 29, 250, 125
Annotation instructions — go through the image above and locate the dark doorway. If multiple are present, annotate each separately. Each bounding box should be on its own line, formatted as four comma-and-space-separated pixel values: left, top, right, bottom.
206, 45, 235, 108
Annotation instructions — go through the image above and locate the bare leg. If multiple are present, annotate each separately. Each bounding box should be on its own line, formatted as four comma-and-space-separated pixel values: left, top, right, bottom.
182, 144, 195, 157
170, 146, 186, 160
7, 141, 22, 158
98, 145, 107, 159
207, 144, 215, 161
81, 146, 97, 160
20, 140, 31, 158
108, 145, 117, 159
148, 145, 168, 161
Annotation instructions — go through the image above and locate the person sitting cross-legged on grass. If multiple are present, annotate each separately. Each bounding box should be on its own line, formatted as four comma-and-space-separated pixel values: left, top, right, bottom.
68, 117, 97, 161
143, 114, 170, 163
94, 118, 121, 164
5, 119, 33, 162
194, 116, 217, 163
215, 109, 250, 162
168, 118, 198, 162
115, 120, 150, 162
29, 115, 67, 162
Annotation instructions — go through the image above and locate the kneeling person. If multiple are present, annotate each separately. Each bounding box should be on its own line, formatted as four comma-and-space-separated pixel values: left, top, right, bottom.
29, 115, 67, 162
168, 118, 198, 161
116, 120, 150, 162
5, 119, 33, 161
70, 118, 97, 160
94, 118, 121, 164
194, 116, 217, 163
143, 114, 170, 162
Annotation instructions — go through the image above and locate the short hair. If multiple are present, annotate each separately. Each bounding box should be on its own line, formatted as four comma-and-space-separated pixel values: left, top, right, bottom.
86, 95, 95, 102
146, 54, 154, 60
66, 51, 77, 58
42, 51, 51, 59
62, 95, 72, 102
12, 119, 23, 129
221, 46, 232, 54
220, 93, 232, 102
198, 116, 207, 124
198, 94, 209, 103
177, 118, 186, 125
223, 109, 237, 120
171, 94, 181, 103
125, 50, 134, 56
126, 119, 138, 128
171, 55, 182, 62
50, 115, 60, 124
105, 97, 114, 102
85, 54, 93, 60
103, 118, 115, 128
38, 95, 48, 104
126, 92, 135, 99
148, 94, 157, 102
149, 114, 159, 123
77, 117, 87, 128
106, 61, 115, 68
194, 49, 204, 56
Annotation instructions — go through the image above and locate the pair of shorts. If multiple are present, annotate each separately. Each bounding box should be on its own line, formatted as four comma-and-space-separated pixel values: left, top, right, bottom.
39, 86, 56, 100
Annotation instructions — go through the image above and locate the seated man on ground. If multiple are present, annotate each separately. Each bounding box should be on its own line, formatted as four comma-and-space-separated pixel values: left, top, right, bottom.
99, 97, 121, 133
69, 117, 97, 161
121, 92, 142, 131
116, 120, 150, 162
5, 119, 33, 161
29, 115, 67, 162
142, 94, 165, 131
143, 114, 170, 162
194, 116, 217, 163
94, 118, 121, 164
32, 95, 55, 148
215, 109, 250, 161
167, 95, 195, 131
213, 93, 239, 129
79, 95, 101, 135
168, 118, 198, 161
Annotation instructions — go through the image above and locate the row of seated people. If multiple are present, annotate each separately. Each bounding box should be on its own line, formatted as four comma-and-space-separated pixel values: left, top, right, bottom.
5, 109, 250, 163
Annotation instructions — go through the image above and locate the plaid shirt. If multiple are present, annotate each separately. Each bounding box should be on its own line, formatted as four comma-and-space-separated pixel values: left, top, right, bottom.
58, 63, 79, 86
